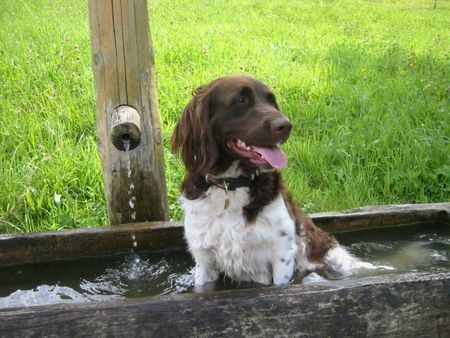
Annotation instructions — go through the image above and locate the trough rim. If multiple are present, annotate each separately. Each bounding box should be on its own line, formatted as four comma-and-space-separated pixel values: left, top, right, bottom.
0, 202, 448, 239
0, 202, 448, 268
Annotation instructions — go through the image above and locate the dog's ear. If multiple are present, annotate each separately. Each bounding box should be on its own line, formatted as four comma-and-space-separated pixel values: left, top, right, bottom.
171, 86, 218, 176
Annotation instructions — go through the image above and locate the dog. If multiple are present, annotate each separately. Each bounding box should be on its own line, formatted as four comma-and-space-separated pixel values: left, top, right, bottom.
171, 75, 369, 287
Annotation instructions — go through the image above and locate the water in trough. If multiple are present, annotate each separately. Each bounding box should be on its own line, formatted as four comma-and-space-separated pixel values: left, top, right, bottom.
0, 223, 448, 308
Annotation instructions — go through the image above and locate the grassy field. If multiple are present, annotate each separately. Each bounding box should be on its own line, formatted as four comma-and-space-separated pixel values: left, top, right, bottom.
0, 0, 448, 233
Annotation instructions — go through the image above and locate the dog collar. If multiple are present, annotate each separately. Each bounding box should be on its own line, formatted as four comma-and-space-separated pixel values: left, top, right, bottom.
205, 172, 258, 191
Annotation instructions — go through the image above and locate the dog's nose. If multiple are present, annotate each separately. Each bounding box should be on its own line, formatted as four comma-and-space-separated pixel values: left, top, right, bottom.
271, 117, 292, 142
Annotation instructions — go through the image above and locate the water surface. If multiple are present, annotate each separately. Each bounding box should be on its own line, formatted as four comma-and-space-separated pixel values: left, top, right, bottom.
0, 223, 448, 308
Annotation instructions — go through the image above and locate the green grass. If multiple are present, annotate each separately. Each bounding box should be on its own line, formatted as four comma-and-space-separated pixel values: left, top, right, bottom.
0, 0, 448, 233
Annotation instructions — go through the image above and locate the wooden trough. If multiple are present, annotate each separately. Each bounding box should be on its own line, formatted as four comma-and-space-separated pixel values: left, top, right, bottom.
0, 203, 449, 337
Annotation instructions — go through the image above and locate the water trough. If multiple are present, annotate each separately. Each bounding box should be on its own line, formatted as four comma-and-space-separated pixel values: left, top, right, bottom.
0, 203, 448, 337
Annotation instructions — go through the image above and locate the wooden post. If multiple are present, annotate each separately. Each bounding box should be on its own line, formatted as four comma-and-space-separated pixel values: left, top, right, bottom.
88, 0, 169, 225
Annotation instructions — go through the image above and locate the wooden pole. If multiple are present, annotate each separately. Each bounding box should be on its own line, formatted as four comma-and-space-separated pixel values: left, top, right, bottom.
88, 0, 169, 225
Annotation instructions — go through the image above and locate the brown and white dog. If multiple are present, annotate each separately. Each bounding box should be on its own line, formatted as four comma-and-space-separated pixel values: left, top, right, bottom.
172, 76, 370, 288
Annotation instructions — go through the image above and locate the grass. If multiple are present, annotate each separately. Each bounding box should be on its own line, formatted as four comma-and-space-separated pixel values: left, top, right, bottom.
0, 0, 448, 233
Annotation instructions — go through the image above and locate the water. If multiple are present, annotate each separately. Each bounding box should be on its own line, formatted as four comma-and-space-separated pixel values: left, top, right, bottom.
123, 138, 136, 221
339, 223, 450, 275
0, 251, 194, 309
0, 223, 448, 309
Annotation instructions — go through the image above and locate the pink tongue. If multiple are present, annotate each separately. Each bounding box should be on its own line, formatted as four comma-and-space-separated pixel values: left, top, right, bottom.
252, 146, 288, 169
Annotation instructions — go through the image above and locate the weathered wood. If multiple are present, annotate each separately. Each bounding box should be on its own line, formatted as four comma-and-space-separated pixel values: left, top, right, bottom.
88, 0, 168, 225
0, 273, 448, 337
0, 222, 184, 268
110, 105, 141, 151
0, 204, 448, 335
0, 203, 448, 267
313, 202, 450, 233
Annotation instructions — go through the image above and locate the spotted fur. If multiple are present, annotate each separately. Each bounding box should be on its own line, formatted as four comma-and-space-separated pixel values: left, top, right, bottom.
172, 76, 371, 287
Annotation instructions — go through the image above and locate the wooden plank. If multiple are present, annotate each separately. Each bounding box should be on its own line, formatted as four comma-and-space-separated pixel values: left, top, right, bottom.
0, 273, 448, 337
313, 202, 450, 233
88, 0, 114, 167
112, 0, 127, 104
133, 0, 168, 223
0, 222, 184, 268
88, 0, 168, 225
0, 203, 448, 267
121, 0, 140, 107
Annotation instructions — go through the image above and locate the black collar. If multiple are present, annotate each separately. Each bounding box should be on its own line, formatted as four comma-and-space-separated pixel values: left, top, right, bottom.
205, 172, 257, 191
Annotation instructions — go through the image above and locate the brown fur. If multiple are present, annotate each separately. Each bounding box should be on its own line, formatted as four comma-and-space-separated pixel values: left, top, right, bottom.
172, 75, 337, 264
171, 86, 220, 178
244, 171, 282, 222
281, 184, 337, 263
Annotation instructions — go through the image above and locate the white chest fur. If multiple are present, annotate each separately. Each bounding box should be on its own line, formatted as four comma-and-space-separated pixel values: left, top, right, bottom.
180, 178, 298, 286
179, 164, 371, 286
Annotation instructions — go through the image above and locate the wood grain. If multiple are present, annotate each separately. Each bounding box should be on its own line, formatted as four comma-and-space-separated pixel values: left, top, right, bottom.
313, 202, 450, 233
88, 0, 168, 225
0, 203, 448, 267
0, 273, 448, 337
0, 204, 448, 336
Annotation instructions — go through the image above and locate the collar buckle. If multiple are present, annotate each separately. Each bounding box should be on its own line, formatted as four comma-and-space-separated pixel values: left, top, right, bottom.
205, 172, 255, 191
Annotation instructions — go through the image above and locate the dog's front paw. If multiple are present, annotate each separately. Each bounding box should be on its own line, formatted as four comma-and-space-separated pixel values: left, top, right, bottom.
272, 257, 295, 285
194, 262, 219, 286
194, 280, 217, 293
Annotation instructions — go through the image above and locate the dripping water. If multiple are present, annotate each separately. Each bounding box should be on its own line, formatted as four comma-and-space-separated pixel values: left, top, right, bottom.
122, 135, 136, 221
127, 233, 141, 280
123, 135, 140, 275
130, 234, 140, 262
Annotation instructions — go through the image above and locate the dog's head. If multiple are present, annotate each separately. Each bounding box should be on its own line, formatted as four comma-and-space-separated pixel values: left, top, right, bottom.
171, 76, 292, 176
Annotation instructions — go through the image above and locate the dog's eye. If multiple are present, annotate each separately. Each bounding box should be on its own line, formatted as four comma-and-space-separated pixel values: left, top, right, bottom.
267, 93, 277, 105
238, 96, 248, 103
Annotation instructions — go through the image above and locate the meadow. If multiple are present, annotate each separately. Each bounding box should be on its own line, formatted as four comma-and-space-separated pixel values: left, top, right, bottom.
0, 0, 448, 233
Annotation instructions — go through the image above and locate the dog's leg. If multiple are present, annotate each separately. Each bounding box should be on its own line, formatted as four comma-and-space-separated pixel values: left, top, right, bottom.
323, 245, 377, 277
272, 254, 295, 285
192, 249, 219, 287
272, 240, 297, 285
